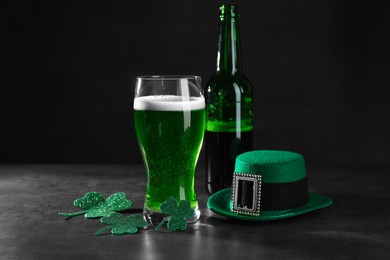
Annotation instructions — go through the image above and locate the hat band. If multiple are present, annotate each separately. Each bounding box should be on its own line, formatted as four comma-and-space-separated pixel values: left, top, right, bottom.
261, 176, 308, 210
232, 173, 309, 215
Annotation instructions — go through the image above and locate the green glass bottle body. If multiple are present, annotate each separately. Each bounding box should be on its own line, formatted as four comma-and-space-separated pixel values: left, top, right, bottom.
205, 5, 253, 195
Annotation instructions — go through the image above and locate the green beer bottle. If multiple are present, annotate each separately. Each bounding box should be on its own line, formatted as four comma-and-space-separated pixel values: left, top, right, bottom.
205, 4, 253, 195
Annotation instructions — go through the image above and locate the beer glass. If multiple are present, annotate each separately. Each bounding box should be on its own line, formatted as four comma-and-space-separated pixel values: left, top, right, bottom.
134, 75, 205, 225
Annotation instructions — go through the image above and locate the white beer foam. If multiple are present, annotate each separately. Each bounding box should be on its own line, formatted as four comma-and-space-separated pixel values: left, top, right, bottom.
134, 95, 205, 111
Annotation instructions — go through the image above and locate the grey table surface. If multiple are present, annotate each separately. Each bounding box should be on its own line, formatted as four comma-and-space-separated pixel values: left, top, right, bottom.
0, 164, 389, 259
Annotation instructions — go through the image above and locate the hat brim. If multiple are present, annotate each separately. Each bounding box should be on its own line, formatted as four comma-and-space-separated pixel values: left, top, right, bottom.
207, 188, 333, 221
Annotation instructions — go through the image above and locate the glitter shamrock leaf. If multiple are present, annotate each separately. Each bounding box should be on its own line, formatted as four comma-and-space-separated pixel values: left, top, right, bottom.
155, 196, 195, 232
94, 212, 148, 236
58, 192, 132, 219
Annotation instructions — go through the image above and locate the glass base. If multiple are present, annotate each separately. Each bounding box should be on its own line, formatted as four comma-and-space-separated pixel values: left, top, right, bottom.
143, 205, 200, 226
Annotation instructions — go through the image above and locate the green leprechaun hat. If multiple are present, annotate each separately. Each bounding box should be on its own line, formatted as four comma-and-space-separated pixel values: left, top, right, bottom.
207, 150, 333, 221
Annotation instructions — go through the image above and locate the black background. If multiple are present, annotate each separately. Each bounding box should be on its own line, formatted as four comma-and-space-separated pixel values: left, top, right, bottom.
2, 0, 389, 166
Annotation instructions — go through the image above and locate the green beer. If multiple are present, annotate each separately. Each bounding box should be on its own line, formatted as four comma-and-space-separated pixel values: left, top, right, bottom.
134, 95, 205, 215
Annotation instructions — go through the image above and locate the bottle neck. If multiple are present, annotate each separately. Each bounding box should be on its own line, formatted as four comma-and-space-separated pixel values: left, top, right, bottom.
216, 14, 243, 75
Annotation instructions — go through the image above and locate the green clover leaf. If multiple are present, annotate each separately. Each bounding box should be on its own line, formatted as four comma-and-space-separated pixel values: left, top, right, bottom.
72, 191, 105, 209
58, 192, 132, 219
155, 197, 195, 232
94, 213, 148, 236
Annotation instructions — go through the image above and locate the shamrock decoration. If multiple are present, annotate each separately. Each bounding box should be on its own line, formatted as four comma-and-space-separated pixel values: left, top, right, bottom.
94, 212, 148, 236
155, 196, 195, 232
58, 192, 132, 218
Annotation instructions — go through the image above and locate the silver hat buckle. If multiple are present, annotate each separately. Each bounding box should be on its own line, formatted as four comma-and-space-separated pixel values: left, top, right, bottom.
231, 172, 262, 216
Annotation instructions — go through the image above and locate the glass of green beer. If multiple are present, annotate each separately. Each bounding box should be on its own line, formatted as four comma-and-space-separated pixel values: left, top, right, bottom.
134, 75, 205, 225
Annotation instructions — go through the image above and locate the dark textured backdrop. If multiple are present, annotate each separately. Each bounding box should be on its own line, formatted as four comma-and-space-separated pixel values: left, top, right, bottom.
2, 0, 389, 166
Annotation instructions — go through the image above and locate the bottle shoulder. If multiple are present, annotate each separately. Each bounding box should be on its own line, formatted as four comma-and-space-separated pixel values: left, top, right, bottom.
206, 73, 253, 94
